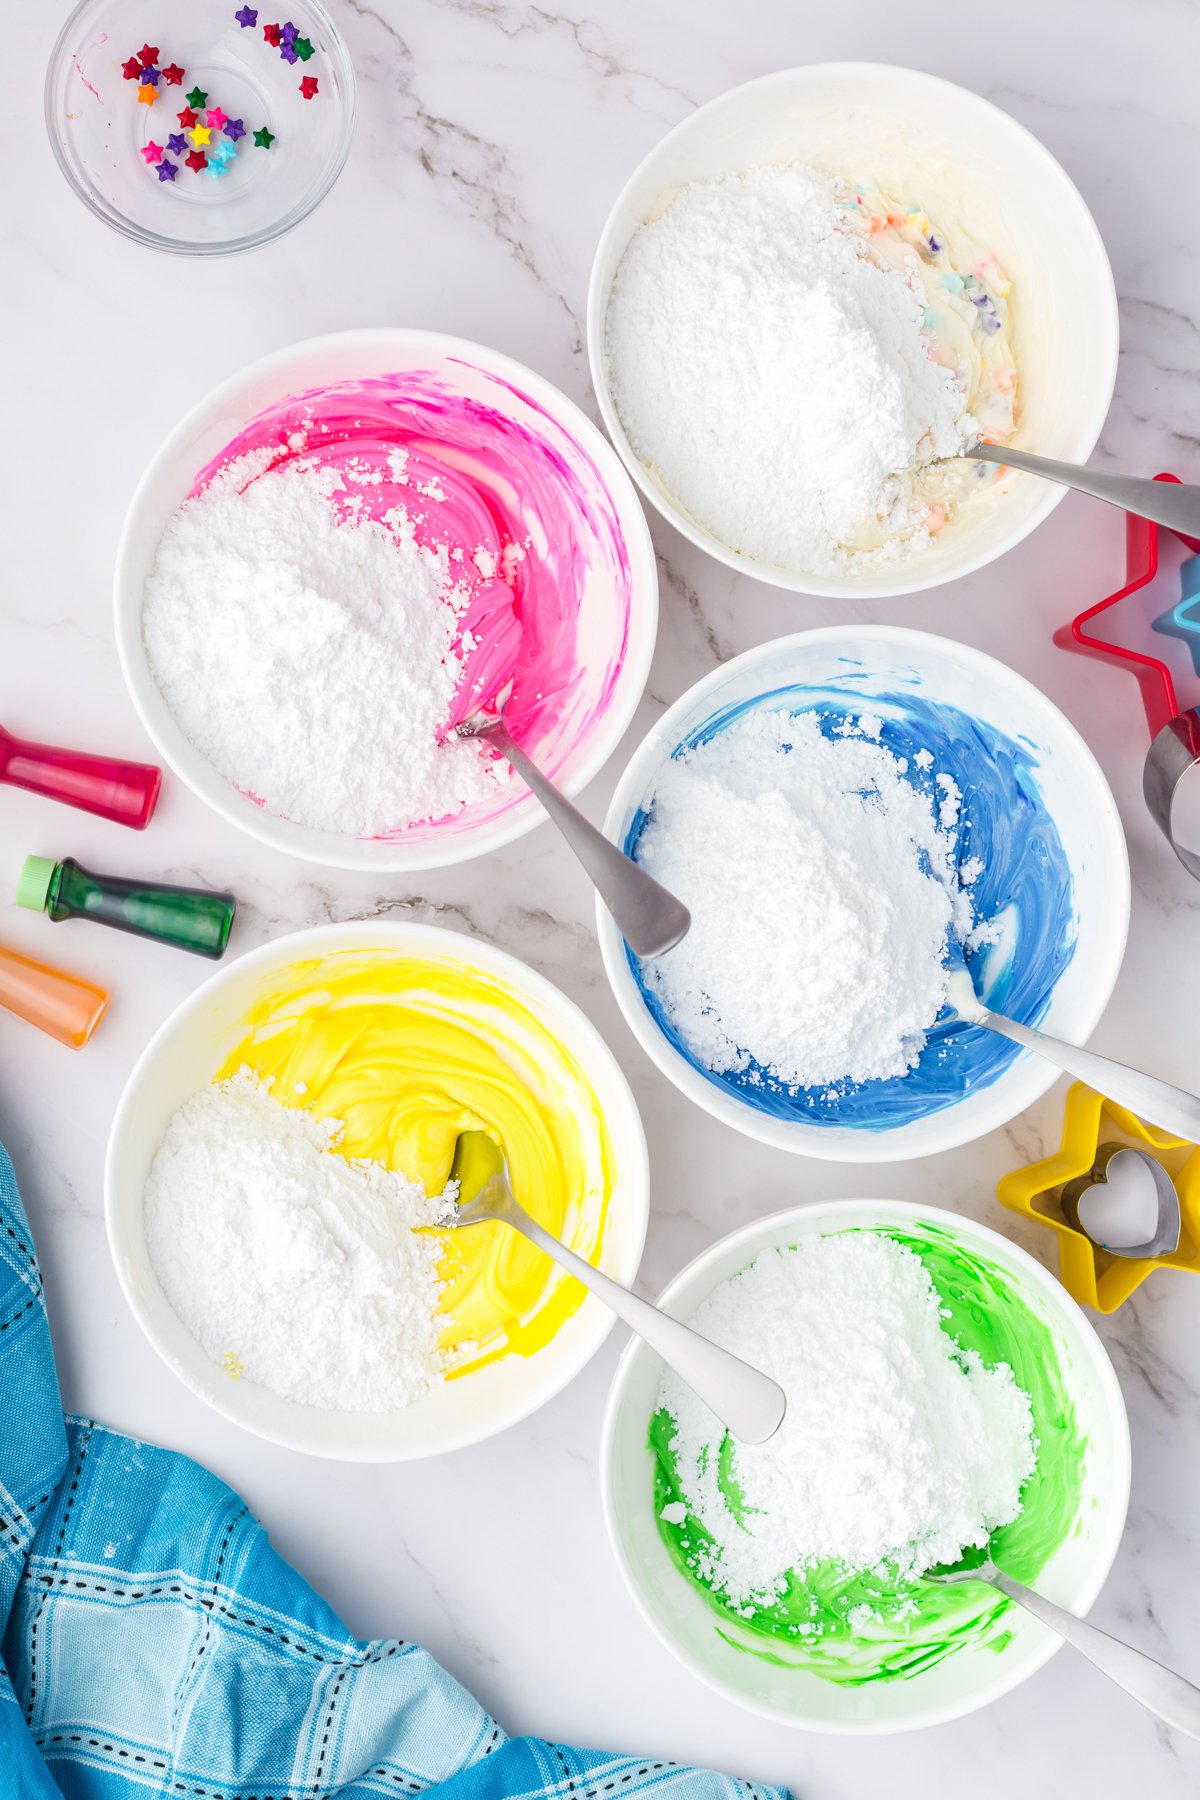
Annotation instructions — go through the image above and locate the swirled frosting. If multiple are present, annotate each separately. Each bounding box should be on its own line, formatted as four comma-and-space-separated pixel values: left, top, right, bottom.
219, 946, 615, 1373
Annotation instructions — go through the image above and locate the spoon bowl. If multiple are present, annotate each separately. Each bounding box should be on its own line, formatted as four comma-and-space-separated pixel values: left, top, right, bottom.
448, 1130, 784, 1443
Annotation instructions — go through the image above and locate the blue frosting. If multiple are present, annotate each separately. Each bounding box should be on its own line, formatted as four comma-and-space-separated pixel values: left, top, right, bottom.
623, 682, 1076, 1130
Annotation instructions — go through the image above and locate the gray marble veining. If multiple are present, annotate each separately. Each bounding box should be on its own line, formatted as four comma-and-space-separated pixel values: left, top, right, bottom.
6, 2, 1200, 1793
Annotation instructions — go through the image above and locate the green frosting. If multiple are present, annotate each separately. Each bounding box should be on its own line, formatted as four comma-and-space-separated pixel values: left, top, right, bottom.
650, 1224, 1086, 1686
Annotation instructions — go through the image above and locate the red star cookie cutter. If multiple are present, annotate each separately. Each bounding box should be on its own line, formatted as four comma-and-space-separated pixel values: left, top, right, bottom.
1053, 473, 1200, 741
1055, 474, 1200, 879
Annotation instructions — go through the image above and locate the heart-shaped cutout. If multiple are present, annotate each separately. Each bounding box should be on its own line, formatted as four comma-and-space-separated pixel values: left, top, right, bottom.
1062, 1144, 1182, 1260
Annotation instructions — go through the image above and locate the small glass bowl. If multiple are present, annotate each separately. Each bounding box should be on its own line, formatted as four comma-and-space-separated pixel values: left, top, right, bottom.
45, 0, 355, 255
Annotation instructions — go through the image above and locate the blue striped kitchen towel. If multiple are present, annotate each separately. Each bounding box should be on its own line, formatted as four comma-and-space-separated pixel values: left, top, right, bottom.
0, 1142, 787, 1800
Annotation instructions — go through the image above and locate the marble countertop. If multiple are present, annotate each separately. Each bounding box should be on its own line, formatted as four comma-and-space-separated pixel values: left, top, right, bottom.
8, 2, 1200, 1794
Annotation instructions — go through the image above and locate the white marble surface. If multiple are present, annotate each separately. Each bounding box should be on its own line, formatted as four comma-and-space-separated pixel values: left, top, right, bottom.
7, 3, 1200, 1794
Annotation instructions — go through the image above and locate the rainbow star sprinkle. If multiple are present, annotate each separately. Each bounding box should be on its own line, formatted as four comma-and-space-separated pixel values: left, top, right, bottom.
129, 41, 278, 183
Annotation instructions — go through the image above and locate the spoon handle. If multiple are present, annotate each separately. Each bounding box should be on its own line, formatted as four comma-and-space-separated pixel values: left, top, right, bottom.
501, 1201, 786, 1444
990, 1568, 1200, 1740
486, 719, 690, 959
973, 1006, 1200, 1143
967, 444, 1200, 539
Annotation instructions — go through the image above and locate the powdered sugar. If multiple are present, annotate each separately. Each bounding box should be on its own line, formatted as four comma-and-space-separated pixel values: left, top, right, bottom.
605, 163, 974, 573
659, 1233, 1036, 1606
142, 452, 507, 837
144, 1069, 452, 1413
635, 708, 980, 1089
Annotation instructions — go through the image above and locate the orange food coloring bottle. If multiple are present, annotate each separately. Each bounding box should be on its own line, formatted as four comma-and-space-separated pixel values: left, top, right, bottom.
0, 942, 108, 1048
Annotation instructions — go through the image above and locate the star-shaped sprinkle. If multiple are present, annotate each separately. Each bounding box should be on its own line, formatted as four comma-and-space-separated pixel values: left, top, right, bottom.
190, 122, 213, 145
281, 20, 298, 41
137, 43, 159, 66
140, 64, 160, 85
136, 83, 157, 106
279, 41, 298, 62
223, 117, 245, 141
253, 124, 275, 147
177, 105, 197, 127
121, 56, 142, 80
293, 35, 313, 59
185, 85, 208, 108
156, 158, 177, 181
262, 22, 281, 45
235, 4, 258, 23
161, 62, 185, 85
207, 157, 229, 178
140, 140, 163, 163
185, 149, 208, 172
206, 105, 229, 128
299, 74, 318, 98
167, 132, 187, 154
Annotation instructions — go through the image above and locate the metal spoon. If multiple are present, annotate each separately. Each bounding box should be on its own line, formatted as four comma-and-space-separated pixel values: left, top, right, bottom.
446, 1131, 786, 1443
926, 1558, 1200, 1739
966, 442, 1200, 537
455, 683, 690, 959
945, 966, 1200, 1143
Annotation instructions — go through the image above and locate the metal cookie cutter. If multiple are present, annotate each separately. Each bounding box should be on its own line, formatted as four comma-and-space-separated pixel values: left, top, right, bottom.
997, 1081, 1200, 1312
1054, 478, 1200, 878
1060, 1142, 1181, 1261
1144, 710, 1200, 880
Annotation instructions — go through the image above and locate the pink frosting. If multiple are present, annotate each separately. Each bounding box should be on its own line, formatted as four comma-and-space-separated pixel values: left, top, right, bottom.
190, 365, 637, 837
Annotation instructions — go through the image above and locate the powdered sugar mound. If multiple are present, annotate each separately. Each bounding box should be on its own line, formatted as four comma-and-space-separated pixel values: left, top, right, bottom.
143, 452, 507, 836
144, 1069, 452, 1413
605, 164, 972, 573
636, 708, 977, 1089
659, 1234, 1036, 1606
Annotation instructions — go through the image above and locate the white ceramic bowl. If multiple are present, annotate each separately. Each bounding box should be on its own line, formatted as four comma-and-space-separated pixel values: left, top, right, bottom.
602, 1199, 1131, 1734
115, 329, 658, 870
587, 63, 1118, 597
105, 921, 650, 1460
599, 626, 1129, 1161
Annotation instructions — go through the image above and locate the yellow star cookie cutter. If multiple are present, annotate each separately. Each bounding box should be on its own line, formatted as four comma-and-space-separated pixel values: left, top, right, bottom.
996, 1081, 1200, 1311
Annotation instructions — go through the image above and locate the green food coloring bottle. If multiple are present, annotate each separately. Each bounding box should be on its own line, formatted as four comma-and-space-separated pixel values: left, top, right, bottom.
17, 855, 235, 960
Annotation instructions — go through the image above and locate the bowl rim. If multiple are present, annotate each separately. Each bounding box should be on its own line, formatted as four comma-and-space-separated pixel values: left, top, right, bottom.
44, 0, 357, 258
113, 327, 659, 870
599, 1195, 1133, 1734
597, 623, 1131, 1162
585, 60, 1120, 598
104, 918, 651, 1461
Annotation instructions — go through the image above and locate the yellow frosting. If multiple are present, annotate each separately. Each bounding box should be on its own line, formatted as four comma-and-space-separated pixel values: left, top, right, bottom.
218, 948, 614, 1376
